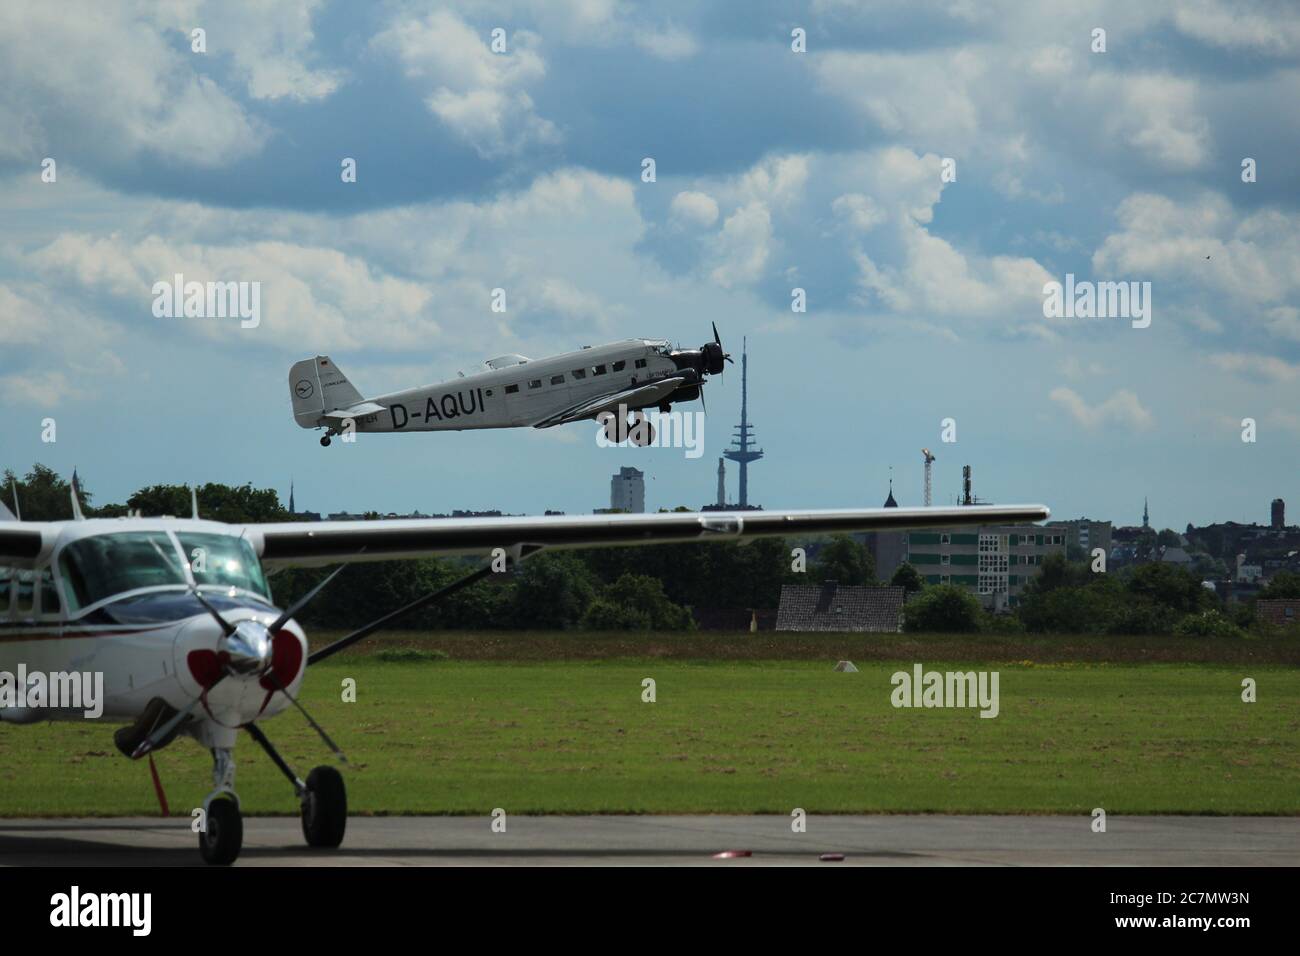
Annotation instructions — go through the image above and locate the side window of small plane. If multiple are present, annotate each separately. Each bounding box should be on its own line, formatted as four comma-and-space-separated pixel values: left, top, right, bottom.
612, 360, 626, 372
572, 368, 586, 379
0, 566, 11, 617
634, 358, 647, 369
505, 384, 519, 394
551, 374, 564, 385
14, 570, 34, 617
593, 365, 606, 375
528, 380, 542, 389
37, 567, 60, 617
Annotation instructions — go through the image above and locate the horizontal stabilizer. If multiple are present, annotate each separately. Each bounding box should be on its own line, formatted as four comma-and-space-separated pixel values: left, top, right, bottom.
321, 402, 386, 421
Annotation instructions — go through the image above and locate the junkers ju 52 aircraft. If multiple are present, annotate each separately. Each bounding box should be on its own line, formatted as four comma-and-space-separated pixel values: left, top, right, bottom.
290, 326, 734, 447
0, 486, 1048, 864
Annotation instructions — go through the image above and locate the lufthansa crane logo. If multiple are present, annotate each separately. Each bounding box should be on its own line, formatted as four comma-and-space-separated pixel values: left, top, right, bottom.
295, 380, 314, 399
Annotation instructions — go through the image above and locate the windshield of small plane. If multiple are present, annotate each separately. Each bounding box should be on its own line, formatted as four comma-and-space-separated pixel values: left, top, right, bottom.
58, 531, 188, 613
177, 532, 269, 599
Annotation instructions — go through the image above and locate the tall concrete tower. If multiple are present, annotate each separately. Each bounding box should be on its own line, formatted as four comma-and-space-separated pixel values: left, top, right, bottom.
723, 338, 764, 508
716, 458, 727, 507
611, 467, 645, 513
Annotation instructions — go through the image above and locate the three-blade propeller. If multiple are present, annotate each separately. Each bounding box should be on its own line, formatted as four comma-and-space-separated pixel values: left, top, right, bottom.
135, 538, 351, 762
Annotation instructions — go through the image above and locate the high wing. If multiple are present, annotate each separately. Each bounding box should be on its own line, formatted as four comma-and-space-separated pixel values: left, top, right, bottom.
531, 376, 689, 429
246, 504, 1050, 569
0, 526, 44, 566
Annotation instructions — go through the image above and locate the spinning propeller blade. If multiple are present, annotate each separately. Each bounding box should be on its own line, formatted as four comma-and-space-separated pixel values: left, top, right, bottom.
266, 561, 351, 634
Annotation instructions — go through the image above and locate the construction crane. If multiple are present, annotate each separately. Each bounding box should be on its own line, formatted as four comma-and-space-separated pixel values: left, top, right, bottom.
922, 448, 935, 507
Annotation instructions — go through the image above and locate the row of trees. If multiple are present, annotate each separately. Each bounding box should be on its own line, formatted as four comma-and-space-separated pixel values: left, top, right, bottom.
2, 464, 874, 631
901, 554, 1300, 637
6, 464, 1292, 636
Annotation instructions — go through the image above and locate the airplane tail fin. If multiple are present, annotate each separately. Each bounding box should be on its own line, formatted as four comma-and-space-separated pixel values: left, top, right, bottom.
289, 356, 365, 427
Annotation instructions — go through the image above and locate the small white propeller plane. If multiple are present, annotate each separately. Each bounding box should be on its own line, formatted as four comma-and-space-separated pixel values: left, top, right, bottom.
0, 485, 1047, 864
290, 326, 733, 447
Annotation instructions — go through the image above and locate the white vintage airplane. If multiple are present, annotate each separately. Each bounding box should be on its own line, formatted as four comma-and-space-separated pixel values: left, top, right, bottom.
290, 327, 732, 446
0, 487, 1048, 864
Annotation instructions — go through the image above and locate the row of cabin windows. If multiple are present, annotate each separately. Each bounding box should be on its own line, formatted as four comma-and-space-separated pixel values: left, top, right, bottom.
501, 358, 647, 395
0, 566, 62, 619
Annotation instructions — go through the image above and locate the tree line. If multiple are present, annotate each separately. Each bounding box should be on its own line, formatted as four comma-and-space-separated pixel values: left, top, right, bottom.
6, 464, 1292, 636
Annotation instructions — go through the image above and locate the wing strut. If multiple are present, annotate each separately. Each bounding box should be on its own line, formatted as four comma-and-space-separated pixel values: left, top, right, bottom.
306, 545, 542, 666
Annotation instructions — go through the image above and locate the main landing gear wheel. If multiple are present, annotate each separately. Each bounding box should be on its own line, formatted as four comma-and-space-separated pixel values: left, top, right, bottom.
603, 411, 655, 446
301, 765, 347, 848
629, 416, 655, 447
200, 796, 243, 866
320, 435, 332, 447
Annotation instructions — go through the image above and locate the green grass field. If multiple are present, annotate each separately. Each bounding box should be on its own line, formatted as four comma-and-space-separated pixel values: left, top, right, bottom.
2, 632, 1297, 817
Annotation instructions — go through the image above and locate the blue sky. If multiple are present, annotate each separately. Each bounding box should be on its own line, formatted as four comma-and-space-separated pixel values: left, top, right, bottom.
1, 0, 1297, 528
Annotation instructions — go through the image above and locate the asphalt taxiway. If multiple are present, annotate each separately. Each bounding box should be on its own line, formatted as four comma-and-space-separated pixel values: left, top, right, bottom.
1, 815, 1295, 866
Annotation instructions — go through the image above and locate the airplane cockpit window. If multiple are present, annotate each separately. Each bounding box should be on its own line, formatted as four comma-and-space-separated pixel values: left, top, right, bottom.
58, 531, 187, 614
177, 533, 269, 599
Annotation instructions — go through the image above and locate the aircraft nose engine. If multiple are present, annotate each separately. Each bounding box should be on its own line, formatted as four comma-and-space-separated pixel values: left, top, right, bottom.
701, 321, 733, 375
670, 323, 733, 377
221, 620, 275, 675
701, 341, 726, 375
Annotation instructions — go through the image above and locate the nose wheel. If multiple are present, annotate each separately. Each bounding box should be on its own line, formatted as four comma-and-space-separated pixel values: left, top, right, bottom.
199, 795, 243, 865
320, 434, 332, 447
197, 746, 243, 865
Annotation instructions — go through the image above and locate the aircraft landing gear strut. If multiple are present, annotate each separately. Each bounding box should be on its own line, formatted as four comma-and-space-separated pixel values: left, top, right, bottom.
245, 722, 347, 851
198, 746, 242, 865
601, 410, 655, 446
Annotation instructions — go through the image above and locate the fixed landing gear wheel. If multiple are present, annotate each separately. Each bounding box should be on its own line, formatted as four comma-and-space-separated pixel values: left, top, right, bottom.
629, 417, 655, 447
602, 415, 626, 444
301, 765, 347, 848
200, 797, 242, 866
320, 435, 332, 447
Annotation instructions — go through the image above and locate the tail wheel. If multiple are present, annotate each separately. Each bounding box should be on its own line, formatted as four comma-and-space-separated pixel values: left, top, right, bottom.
301, 765, 347, 848
200, 797, 243, 866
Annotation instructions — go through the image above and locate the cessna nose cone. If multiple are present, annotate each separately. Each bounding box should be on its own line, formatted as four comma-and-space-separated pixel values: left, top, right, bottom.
220, 620, 274, 675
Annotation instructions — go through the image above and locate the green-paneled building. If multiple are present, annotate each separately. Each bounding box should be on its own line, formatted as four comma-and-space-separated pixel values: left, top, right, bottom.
903, 525, 1065, 609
